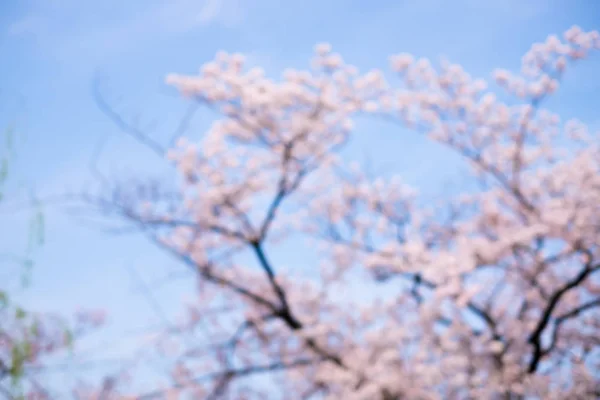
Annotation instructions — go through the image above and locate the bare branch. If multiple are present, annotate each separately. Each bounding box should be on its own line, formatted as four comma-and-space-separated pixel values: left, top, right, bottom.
92, 79, 165, 157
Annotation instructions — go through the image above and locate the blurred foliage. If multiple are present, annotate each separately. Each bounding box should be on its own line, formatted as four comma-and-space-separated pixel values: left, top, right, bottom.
0, 122, 49, 392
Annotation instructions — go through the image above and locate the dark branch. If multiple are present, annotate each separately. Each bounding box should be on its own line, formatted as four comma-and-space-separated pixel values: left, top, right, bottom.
527, 255, 599, 373
137, 358, 319, 399
93, 79, 165, 157
543, 296, 600, 358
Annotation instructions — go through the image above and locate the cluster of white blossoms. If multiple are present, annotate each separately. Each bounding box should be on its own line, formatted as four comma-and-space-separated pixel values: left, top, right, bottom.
96, 26, 600, 399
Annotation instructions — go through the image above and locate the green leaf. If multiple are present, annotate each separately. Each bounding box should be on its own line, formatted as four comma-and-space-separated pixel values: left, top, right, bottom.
0, 290, 8, 307
36, 210, 45, 245
20, 259, 33, 288
9, 345, 25, 382
64, 329, 74, 348
15, 307, 26, 320
0, 157, 8, 184
30, 320, 39, 336
22, 341, 31, 358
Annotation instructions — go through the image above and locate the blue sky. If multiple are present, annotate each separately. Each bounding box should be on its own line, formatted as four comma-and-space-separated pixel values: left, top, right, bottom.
1, 0, 600, 392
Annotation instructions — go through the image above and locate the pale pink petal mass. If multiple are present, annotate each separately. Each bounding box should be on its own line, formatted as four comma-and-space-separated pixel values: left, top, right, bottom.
17, 25, 600, 399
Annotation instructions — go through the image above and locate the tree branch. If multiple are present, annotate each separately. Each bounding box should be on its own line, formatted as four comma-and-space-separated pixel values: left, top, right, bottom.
527, 256, 599, 373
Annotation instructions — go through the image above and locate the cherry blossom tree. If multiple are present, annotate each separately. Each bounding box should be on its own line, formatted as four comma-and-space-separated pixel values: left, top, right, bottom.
89, 26, 600, 399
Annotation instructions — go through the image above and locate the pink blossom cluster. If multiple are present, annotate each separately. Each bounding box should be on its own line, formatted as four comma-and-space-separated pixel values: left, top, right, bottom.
94, 26, 600, 399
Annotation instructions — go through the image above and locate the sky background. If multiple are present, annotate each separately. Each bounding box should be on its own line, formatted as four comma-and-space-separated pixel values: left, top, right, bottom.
1, 0, 600, 393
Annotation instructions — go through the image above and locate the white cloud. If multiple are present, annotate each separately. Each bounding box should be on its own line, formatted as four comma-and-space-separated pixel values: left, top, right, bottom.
7, 0, 242, 59
113, 0, 242, 36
